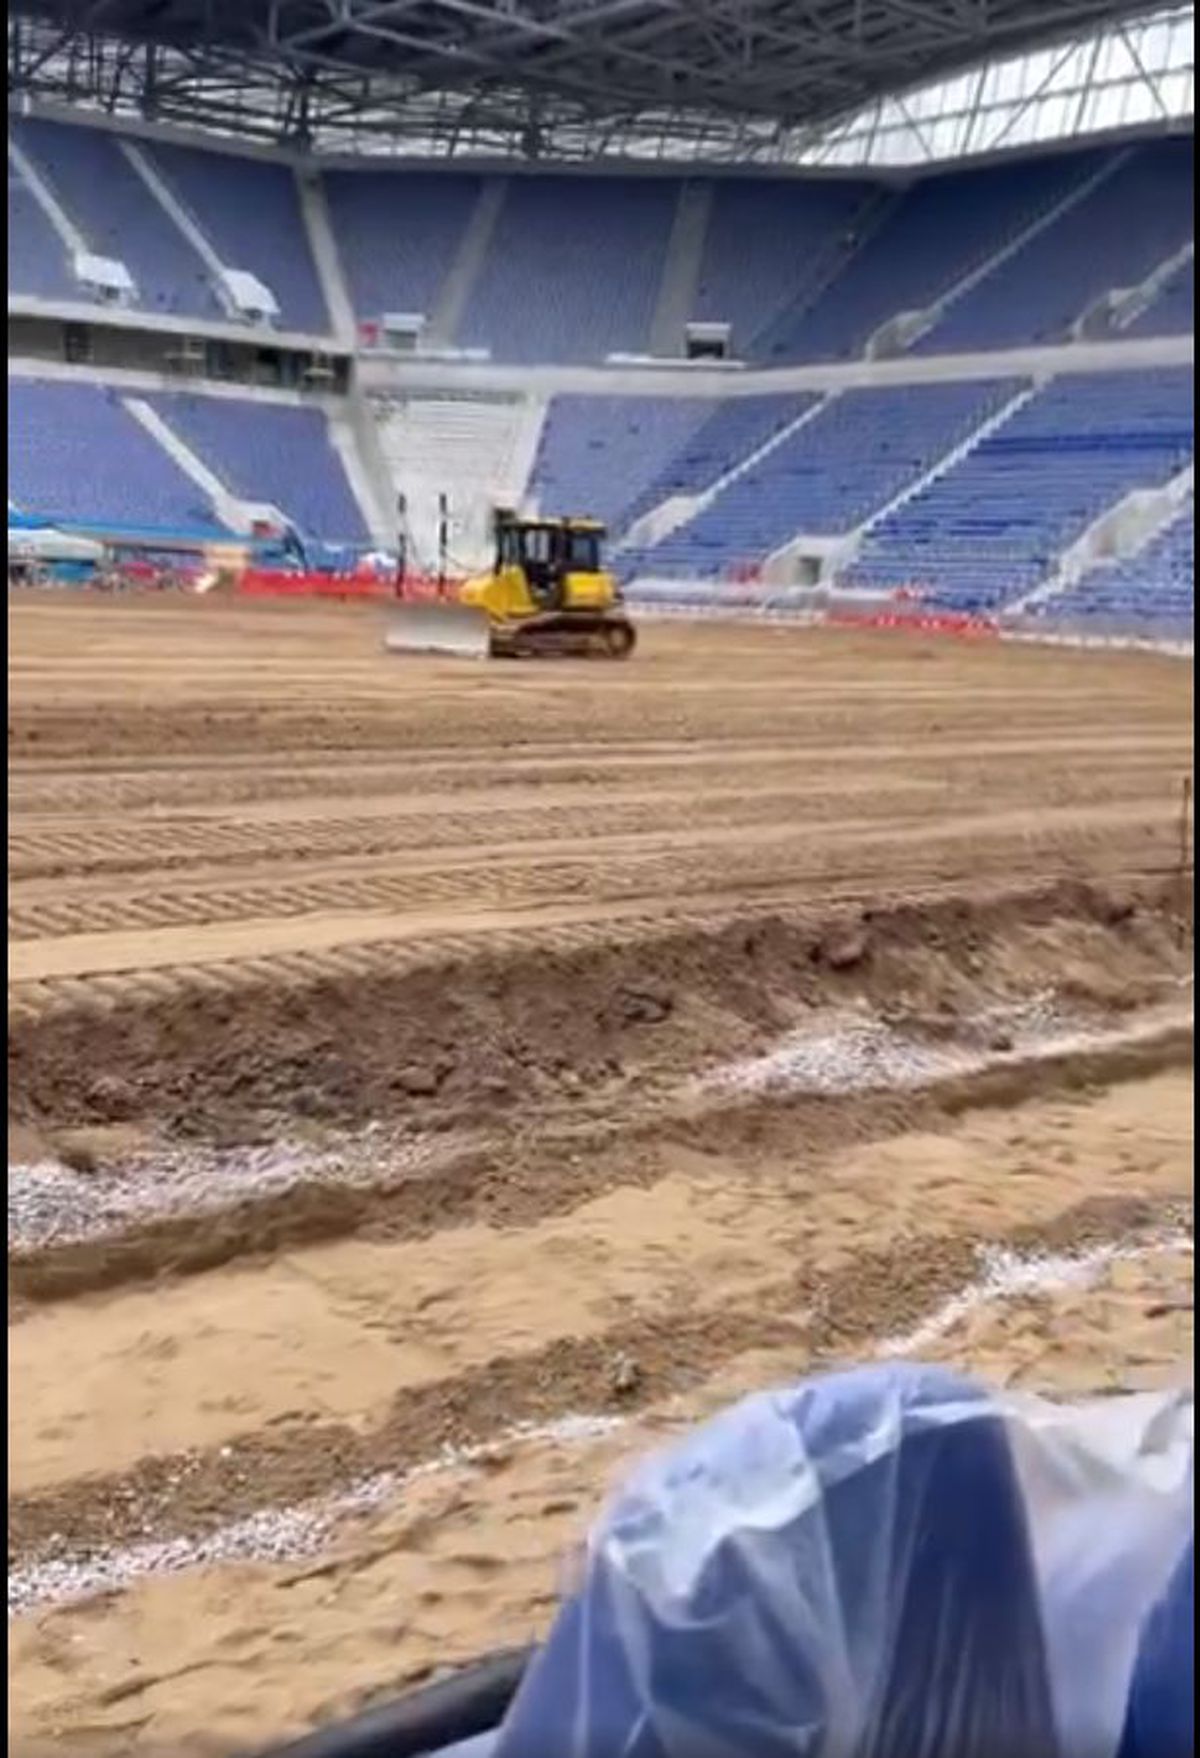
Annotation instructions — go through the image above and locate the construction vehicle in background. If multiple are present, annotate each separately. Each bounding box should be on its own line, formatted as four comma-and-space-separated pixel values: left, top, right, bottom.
385, 508, 637, 660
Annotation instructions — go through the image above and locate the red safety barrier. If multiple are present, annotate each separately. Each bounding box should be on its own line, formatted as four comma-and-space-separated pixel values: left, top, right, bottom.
826, 609, 999, 639
236, 568, 463, 603
236, 569, 395, 601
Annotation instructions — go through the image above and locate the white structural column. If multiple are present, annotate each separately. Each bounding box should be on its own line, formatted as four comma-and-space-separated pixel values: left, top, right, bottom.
8, 132, 88, 257
297, 166, 358, 346
424, 179, 508, 351
649, 181, 713, 358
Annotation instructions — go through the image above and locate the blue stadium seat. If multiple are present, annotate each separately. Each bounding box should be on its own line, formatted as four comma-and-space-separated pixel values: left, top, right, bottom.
758, 149, 1107, 363
1052, 499, 1194, 630
8, 123, 1193, 613
847, 369, 1194, 613
325, 171, 481, 325
1125, 257, 1195, 338
628, 380, 1020, 579
530, 396, 718, 532
7, 175, 79, 302
12, 118, 221, 320
923, 140, 1194, 352
10, 118, 329, 333
618, 394, 818, 540
148, 394, 368, 544
7, 378, 366, 545
459, 176, 677, 363
7, 379, 225, 532
145, 140, 330, 333
7, 126, 1194, 363
693, 178, 873, 357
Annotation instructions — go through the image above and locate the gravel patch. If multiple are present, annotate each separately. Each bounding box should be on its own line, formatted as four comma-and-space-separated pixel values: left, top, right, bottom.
698, 994, 1188, 1098
12, 1228, 1191, 1618
11, 998, 1190, 1258
879, 1232, 1194, 1358
7, 1413, 625, 1618
8, 1128, 447, 1255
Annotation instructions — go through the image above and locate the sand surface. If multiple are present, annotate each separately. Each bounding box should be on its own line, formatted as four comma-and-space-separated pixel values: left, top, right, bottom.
7, 596, 1193, 1754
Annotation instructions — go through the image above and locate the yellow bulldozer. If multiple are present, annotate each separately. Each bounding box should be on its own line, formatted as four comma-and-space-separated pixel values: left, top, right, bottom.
385, 509, 637, 661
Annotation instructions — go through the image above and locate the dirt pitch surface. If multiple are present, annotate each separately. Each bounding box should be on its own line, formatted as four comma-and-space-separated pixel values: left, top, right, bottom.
7, 594, 1195, 1755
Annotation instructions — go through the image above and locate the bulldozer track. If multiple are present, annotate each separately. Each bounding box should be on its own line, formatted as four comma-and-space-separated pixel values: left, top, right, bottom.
9, 782, 951, 881
5, 791, 1181, 950
11, 670, 1186, 761
7, 833, 1182, 1026
8, 753, 1183, 885
8, 734, 1180, 823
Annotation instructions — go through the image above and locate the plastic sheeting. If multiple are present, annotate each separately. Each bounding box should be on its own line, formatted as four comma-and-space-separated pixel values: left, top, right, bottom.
490, 1363, 1193, 1758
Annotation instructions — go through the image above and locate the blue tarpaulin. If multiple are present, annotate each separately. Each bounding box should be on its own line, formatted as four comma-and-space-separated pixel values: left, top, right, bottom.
485, 1364, 1192, 1758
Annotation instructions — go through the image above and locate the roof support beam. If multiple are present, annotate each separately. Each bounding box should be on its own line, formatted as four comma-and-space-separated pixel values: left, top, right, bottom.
7, 0, 1191, 161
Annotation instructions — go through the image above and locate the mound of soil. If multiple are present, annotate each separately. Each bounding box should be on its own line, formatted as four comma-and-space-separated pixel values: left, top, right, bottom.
9, 878, 1190, 1144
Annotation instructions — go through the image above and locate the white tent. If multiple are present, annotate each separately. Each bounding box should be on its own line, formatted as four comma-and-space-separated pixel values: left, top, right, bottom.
8, 523, 105, 564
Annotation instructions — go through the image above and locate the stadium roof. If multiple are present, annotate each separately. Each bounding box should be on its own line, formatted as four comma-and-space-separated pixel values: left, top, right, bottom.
8, 0, 1194, 162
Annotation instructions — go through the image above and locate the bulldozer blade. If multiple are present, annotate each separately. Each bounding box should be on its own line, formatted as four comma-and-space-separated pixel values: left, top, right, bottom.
384, 601, 491, 660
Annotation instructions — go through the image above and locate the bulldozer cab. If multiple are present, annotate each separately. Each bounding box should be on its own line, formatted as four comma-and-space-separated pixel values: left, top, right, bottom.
384, 509, 632, 661
494, 513, 606, 609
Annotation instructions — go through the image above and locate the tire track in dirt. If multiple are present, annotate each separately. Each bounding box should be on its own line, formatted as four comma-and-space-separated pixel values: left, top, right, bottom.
9, 731, 1187, 818
7, 771, 1184, 942
9, 781, 959, 882
8, 750, 1180, 846
14, 704, 1188, 765
8, 799, 1183, 994
13, 640, 1188, 762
